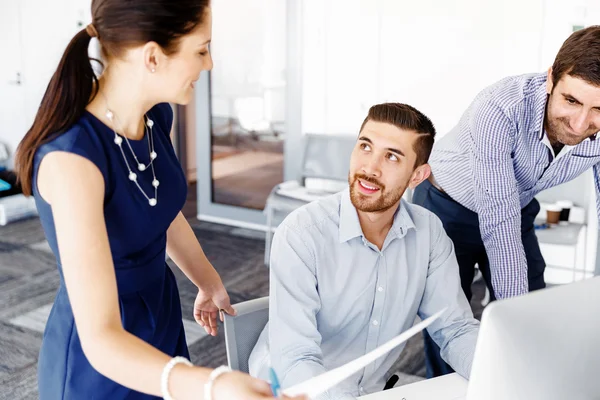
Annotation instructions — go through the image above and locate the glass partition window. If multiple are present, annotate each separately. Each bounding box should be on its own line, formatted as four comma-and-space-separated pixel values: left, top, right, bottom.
209, 0, 286, 210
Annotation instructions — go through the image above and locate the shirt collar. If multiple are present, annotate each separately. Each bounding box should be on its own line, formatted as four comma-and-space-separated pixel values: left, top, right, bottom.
338, 188, 416, 244
532, 77, 549, 142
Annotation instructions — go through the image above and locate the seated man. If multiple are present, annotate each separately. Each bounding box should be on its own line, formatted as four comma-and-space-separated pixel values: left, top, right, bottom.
249, 103, 479, 399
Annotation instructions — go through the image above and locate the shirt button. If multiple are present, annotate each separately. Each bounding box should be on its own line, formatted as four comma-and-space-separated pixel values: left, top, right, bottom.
378, 286, 384, 292
372, 320, 379, 326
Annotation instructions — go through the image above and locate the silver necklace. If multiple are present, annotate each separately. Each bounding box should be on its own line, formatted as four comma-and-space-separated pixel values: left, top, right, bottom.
105, 107, 160, 207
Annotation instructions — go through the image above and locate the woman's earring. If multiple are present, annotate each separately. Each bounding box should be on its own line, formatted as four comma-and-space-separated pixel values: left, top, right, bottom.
151, 68, 156, 73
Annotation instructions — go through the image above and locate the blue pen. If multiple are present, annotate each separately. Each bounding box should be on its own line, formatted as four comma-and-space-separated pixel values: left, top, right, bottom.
269, 367, 282, 399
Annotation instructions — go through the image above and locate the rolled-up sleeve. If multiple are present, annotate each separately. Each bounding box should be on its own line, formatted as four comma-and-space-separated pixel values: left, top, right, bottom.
468, 100, 528, 299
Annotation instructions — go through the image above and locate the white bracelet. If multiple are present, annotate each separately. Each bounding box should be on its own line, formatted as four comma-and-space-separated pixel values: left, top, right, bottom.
204, 365, 232, 400
161, 356, 193, 400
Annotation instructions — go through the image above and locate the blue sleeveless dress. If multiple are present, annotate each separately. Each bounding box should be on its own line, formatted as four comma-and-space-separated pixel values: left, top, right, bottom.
33, 103, 190, 399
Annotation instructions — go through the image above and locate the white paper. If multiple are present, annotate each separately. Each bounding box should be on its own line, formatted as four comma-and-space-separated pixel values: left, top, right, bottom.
283, 308, 447, 399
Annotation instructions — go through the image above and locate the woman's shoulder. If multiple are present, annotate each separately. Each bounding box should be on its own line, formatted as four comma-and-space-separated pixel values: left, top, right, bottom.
40, 115, 105, 153
35, 114, 110, 179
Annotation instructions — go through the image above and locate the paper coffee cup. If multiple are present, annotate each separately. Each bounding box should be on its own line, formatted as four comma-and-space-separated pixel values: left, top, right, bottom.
546, 205, 562, 224
556, 200, 573, 222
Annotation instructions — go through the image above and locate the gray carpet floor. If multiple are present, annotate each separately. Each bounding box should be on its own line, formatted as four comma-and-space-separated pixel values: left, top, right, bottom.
0, 216, 486, 399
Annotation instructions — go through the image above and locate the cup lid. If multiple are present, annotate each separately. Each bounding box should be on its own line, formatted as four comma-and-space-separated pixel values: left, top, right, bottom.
546, 205, 562, 212
556, 200, 574, 208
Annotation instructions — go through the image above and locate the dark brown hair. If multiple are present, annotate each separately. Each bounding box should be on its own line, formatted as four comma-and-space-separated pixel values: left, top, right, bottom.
15, 0, 210, 196
359, 103, 436, 167
552, 25, 600, 88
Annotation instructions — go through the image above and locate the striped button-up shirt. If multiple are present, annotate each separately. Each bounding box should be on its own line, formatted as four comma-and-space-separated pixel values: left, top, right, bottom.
428, 72, 600, 299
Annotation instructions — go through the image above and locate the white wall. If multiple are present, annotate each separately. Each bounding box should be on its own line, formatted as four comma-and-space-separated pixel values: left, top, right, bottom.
210, 0, 286, 120
0, 0, 91, 165
300, 0, 598, 137
0, 1, 27, 164
540, 0, 600, 68
20, 0, 91, 123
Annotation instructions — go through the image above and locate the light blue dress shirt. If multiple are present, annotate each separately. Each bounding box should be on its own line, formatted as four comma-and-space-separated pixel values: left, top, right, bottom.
249, 189, 479, 400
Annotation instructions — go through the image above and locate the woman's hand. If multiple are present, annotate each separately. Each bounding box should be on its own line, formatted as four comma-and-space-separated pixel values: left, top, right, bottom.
212, 371, 307, 400
193, 275, 236, 336
165, 212, 239, 336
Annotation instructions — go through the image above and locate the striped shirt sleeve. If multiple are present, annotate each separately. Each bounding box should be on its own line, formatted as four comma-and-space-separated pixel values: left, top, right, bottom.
467, 100, 529, 298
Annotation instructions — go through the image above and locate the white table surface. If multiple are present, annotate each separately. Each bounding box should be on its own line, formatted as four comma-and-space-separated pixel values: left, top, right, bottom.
359, 373, 468, 400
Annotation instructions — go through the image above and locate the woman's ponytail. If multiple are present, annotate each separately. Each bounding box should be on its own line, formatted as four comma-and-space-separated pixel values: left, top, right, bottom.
15, 28, 99, 195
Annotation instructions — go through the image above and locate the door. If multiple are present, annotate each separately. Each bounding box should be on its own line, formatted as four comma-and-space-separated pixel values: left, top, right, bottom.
195, 0, 303, 228
0, 0, 90, 168
0, 2, 26, 167
19, 0, 89, 133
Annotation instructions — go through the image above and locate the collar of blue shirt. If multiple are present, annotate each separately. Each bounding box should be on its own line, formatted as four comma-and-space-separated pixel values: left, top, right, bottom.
337, 188, 416, 244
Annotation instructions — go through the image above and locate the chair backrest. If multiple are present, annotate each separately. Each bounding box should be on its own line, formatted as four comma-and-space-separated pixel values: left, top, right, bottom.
223, 296, 270, 373
301, 133, 356, 183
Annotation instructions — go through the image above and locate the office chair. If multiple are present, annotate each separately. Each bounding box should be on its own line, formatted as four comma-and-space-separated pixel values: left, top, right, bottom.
223, 296, 270, 373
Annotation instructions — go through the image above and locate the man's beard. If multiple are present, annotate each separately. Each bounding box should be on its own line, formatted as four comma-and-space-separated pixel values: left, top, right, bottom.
546, 113, 598, 146
348, 173, 406, 213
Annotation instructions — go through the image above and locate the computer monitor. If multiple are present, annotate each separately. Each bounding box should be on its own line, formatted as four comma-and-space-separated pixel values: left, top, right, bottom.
465, 276, 600, 400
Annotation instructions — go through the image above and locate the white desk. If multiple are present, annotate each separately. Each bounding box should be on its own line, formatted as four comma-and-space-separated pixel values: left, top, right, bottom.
359, 373, 468, 400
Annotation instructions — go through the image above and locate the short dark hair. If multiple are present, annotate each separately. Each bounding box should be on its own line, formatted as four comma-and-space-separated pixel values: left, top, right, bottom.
552, 25, 600, 87
359, 103, 436, 167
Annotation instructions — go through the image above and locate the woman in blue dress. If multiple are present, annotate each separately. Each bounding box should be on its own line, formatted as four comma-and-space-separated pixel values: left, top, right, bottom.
15, 1, 302, 399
